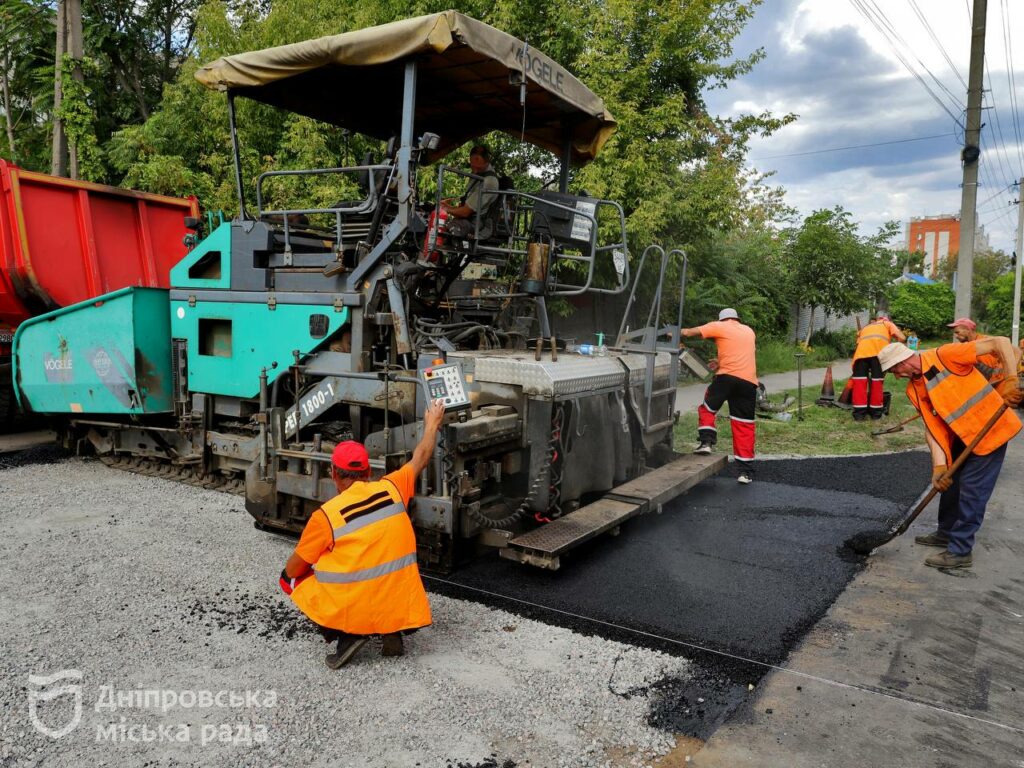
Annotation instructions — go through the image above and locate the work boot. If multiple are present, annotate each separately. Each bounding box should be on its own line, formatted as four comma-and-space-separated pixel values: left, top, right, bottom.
325, 635, 368, 669
694, 442, 713, 455
852, 412, 868, 422
924, 551, 972, 569
914, 530, 950, 547
381, 633, 405, 657
870, 413, 883, 421
737, 472, 753, 485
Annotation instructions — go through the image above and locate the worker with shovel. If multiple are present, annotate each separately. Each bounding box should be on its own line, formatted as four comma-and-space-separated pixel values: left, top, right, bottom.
879, 338, 1022, 569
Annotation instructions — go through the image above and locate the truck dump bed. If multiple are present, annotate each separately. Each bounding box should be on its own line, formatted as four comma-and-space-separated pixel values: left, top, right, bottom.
0, 159, 198, 331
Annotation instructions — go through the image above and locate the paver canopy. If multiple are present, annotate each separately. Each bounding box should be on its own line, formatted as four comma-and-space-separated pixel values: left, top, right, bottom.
195, 10, 617, 165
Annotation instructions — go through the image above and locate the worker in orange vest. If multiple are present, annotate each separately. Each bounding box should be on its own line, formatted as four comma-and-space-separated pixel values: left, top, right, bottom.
879, 338, 1022, 569
851, 313, 905, 421
947, 316, 1022, 386
280, 399, 445, 668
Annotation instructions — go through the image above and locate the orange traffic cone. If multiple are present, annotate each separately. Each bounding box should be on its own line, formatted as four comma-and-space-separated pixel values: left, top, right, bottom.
838, 378, 854, 405
816, 364, 835, 404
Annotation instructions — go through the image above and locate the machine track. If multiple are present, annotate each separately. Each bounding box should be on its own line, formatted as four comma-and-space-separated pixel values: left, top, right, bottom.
99, 455, 246, 496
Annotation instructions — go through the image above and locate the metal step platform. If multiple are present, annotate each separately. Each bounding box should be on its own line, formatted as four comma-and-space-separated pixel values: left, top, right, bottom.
499, 453, 727, 569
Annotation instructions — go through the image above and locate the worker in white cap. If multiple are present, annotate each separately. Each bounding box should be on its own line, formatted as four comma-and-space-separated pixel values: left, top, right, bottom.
681, 308, 758, 484
878, 337, 1021, 568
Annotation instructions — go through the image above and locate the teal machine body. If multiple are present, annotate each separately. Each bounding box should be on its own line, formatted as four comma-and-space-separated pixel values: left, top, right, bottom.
14, 287, 173, 415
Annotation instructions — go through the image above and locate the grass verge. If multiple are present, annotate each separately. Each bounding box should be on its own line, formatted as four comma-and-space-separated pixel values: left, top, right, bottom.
673, 378, 926, 456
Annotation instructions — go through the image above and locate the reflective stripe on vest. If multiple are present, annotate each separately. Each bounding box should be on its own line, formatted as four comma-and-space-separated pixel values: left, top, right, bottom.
854, 323, 894, 360
925, 369, 951, 391
974, 362, 1003, 379
330, 500, 406, 540
314, 552, 417, 584
944, 386, 993, 425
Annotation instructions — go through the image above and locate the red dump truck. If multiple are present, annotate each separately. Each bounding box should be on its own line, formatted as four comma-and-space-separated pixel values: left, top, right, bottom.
0, 158, 199, 426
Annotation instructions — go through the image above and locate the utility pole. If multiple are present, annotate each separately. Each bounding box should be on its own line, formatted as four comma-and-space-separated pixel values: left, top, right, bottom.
1012, 178, 1023, 347
51, 0, 84, 178
51, 0, 67, 176
955, 0, 988, 319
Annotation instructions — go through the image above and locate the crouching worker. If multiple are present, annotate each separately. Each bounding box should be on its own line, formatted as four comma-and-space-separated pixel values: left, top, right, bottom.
879, 338, 1022, 569
280, 399, 446, 668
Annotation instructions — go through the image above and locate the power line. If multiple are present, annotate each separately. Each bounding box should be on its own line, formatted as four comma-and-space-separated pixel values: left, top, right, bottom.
976, 181, 1014, 211
848, 0, 965, 128
904, 0, 1019, 185
907, 0, 968, 91
984, 59, 1022, 182
862, 0, 965, 112
999, 0, 1024, 172
749, 133, 953, 161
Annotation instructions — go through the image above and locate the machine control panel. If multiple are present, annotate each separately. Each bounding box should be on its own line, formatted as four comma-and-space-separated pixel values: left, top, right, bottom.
420, 362, 471, 412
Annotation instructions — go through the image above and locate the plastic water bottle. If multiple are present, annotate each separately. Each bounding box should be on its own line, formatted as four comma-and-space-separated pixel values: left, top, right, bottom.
567, 333, 608, 356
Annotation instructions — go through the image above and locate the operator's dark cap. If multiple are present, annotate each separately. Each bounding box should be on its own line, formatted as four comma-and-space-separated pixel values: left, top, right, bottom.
331, 441, 369, 472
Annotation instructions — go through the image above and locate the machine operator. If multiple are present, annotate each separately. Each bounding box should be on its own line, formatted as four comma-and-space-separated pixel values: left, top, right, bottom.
279, 399, 445, 668
442, 144, 500, 239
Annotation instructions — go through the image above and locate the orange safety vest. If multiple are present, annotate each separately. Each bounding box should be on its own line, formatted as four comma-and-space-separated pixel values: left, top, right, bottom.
906, 346, 1021, 465
970, 334, 1006, 385
853, 321, 895, 361
290, 479, 431, 635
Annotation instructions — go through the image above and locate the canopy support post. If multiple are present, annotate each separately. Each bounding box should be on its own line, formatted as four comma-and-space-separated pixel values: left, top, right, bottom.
397, 60, 416, 219
227, 93, 248, 221
346, 61, 416, 289
558, 120, 572, 193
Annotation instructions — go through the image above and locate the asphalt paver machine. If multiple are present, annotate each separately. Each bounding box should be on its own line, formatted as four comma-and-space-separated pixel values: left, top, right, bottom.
14, 11, 723, 571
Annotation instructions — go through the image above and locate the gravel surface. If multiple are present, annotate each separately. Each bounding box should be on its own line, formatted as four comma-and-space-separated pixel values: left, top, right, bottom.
0, 458, 690, 767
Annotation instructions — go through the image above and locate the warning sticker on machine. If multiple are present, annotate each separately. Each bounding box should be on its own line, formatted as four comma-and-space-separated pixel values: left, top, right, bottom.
570, 201, 596, 242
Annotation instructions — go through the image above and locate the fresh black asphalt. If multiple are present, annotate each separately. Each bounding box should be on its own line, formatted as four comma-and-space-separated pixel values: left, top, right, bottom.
427, 449, 932, 738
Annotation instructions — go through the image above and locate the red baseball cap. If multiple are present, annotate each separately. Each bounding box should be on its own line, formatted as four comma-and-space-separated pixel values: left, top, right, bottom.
947, 317, 977, 331
331, 441, 369, 472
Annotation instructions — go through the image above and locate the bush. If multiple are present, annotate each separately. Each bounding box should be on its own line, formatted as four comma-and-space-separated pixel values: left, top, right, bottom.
983, 272, 1020, 336
888, 283, 955, 337
755, 337, 844, 375
809, 327, 859, 358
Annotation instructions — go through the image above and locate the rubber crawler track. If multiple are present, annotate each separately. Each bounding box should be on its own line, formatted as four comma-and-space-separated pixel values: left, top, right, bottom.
98, 455, 246, 497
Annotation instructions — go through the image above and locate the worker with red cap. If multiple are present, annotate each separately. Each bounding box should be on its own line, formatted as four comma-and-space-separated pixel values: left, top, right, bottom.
280, 399, 446, 668
851, 312, 905, 421
947, 317, 1022, 387
878, 337, 1022, 568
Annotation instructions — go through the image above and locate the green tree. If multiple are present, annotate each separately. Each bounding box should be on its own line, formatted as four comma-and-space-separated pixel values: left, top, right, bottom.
892, 248, 925, 275
107, 1, 794, 238
935, 248, 1011, 323
0, 1, 56, 169
983, 272, 1021, 336
783, 207, 899, 343
889, 282, 956, 338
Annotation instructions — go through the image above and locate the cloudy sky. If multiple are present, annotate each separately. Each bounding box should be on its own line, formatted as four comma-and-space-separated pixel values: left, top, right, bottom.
704, 0, 1024, 253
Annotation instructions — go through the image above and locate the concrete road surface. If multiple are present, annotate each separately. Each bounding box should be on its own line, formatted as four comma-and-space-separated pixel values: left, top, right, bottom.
687, 437, 1024, 767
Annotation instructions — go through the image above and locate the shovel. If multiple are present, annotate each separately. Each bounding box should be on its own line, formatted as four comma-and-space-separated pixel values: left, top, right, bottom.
871, 413, 921, 436
847, 403, 1008, 554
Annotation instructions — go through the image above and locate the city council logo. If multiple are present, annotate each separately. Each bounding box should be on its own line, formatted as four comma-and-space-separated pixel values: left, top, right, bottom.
28, 669, 83, 739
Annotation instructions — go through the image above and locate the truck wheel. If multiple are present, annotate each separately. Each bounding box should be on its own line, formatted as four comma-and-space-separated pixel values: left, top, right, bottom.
0, 383, 14, 433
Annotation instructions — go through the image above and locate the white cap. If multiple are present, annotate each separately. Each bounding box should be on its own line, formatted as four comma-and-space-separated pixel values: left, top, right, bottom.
878, 342, 914, 371
718, 308, 739, 321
